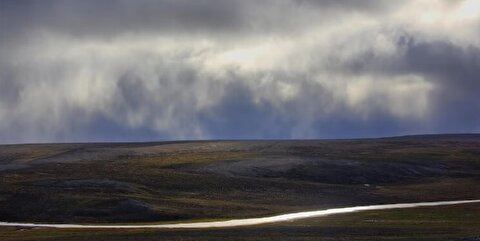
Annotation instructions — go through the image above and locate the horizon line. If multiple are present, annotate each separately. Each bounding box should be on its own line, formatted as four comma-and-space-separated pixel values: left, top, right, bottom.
1, 132, 479, 146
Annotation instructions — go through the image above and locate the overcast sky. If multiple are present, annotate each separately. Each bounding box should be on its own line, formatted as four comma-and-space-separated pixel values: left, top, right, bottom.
0, 0, 479, 143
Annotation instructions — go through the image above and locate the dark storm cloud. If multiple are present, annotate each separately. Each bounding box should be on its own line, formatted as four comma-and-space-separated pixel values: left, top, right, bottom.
0, 0, 395, 40
198, 81, 289, 139
0, 0, 479, 143
404, 41, 480, 132
0, 0, 243, 36
330, 32, 480, 134
294, 0, 391, 12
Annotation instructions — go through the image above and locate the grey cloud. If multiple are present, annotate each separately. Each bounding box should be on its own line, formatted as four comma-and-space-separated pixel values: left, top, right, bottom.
0, 0, 243, 43
334, 30, 480, 133
404, 41, 480, 132
0, 0, 399, 40
0, 71, 21, 106
0, 0, 479, 143
294, 0, 393, 12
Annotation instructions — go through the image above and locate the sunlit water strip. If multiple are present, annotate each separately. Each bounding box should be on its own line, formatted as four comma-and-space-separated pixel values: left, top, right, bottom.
1, 200, 479, 229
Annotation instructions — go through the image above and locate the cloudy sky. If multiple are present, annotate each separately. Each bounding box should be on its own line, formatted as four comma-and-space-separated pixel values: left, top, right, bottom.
0, 0, 479, 143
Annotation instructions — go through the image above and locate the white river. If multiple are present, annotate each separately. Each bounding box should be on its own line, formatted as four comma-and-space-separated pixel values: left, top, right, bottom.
1, 199, 478, 229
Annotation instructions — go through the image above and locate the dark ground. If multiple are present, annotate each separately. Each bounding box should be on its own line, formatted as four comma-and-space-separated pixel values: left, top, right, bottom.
0, 134, 479, 240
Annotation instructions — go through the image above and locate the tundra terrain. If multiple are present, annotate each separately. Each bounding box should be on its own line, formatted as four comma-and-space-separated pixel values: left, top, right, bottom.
0, 134, 479, 240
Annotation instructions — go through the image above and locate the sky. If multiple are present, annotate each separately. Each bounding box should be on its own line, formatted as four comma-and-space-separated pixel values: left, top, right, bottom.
0, 0, 479, 143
